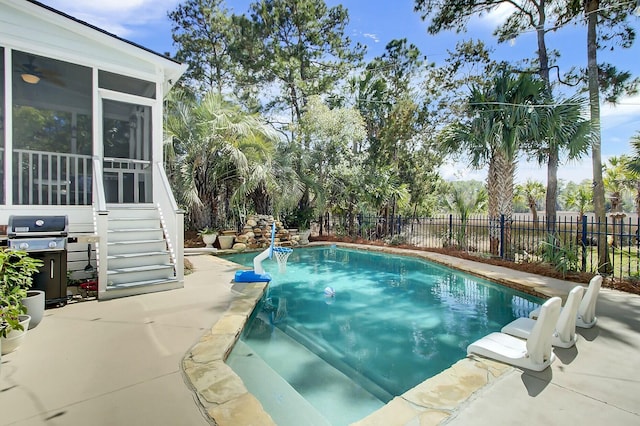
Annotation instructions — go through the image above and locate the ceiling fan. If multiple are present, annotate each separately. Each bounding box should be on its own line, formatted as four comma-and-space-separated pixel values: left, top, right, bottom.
16, 56, 65, 86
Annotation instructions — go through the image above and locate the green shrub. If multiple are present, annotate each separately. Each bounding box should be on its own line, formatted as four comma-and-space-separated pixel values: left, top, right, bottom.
0, 249, 44, 337
538, 234, 580, 278
387, 234, 408, 246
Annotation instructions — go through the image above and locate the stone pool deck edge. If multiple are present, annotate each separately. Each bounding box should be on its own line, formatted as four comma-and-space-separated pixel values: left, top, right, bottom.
183, 243, 582, 426
181, 255, 276, 425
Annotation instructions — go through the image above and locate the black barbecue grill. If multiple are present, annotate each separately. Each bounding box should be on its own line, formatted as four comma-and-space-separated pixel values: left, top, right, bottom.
8, 215, 69, 306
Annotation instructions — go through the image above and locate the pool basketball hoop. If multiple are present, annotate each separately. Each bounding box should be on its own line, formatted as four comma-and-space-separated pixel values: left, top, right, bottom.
273, 246, 293, 273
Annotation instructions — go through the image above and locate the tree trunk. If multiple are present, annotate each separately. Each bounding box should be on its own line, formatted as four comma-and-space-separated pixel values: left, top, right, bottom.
586, 0, 611, 273
487, 153, 500, 256
347, 196, 356, 237
534, 3, 559, 234
496, 156, 515, 258
546, 145, 559, 234
390, 197, 397, 236
529, 199, 539, 225
250, 183, 271, 215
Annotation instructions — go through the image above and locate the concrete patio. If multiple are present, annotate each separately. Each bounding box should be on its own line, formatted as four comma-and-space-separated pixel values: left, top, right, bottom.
1, 248, 639, 425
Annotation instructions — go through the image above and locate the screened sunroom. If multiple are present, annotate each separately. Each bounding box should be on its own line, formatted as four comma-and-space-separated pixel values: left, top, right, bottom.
1, 0, 187, 299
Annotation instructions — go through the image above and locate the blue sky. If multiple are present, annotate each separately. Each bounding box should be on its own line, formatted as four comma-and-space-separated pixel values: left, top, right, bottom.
40, 0, 640, 185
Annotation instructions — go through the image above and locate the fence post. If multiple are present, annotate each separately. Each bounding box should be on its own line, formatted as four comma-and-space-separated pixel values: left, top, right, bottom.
500, 214, 505, 259
581, 215, 587, 272
448, 214, 453, 247
397, 215, 402, 235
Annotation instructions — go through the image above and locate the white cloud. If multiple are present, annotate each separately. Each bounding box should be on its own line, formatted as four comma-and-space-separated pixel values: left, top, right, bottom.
40, 0, 181, 37
601, 93, 640, 127
363, 33, 380, 43
439, 160, 486, 183
516, 158, 594, 185
476, 3, 517, 28
441, 155, 597, 186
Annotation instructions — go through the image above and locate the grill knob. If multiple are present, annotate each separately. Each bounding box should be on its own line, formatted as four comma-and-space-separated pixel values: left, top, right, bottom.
19, 242, 29, 250
48, 241, 58, 249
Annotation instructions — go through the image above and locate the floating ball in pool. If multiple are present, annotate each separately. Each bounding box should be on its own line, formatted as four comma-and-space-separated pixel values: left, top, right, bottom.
324, 286, 336, 297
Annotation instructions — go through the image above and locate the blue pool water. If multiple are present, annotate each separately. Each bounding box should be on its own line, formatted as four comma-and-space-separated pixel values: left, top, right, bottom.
225, 246, 542, 424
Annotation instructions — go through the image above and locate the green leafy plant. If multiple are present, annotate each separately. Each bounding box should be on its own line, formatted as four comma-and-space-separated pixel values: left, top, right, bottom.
197, 227, 218, 236
387, 234, 408, 246
284, 206, 315, 230
0, 249, 43, 337
538, 234, 580, 278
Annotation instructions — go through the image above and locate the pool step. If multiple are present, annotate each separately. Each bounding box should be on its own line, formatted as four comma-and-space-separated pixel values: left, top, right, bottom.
281, 321, 395, 403
234, 318, 385, 425
227, 340, 330, 426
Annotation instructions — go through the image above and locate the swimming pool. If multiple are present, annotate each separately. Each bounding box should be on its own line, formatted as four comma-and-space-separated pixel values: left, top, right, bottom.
225, 246, 542, 425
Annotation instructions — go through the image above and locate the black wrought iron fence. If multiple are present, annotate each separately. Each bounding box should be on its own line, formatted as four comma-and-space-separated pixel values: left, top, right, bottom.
323, 213, 640, 280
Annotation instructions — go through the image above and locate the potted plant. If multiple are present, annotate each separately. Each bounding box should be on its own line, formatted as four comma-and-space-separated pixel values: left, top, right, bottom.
197, 228, 218, 248
1, 249, 43, 355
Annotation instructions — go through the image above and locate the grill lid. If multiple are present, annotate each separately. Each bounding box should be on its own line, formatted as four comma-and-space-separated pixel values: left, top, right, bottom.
8, 215, 69, 237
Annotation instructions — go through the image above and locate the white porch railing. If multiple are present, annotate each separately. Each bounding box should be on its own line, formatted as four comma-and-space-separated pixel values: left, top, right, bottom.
154, 161, 184, 282
11, 150, 155, 206
14, 149, 92, 205
91, 156, 109, 297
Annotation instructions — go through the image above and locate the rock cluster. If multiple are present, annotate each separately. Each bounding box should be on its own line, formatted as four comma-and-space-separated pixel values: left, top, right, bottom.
232, 214, 304, 251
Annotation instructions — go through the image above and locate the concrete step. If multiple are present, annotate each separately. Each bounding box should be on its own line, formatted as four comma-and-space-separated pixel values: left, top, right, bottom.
101, 277, 182, 300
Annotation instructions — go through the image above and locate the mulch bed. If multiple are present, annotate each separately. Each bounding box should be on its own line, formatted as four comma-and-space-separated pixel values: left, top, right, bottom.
185, 230, 204, 248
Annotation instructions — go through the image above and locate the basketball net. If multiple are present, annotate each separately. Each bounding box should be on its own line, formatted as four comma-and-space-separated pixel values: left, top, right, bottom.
273, 246, 293, 273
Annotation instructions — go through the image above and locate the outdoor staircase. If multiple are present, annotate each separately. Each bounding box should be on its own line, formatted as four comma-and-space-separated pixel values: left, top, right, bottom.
103, 206, 180, 298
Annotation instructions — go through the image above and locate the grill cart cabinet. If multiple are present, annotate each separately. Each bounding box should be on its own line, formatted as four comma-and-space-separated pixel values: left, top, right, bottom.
8, 215, 69, 306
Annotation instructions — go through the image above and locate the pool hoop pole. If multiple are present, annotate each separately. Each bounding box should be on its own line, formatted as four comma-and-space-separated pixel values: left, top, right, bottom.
254, 222, 276, 275
234, 222, 276, 282
269, 222, 276, 258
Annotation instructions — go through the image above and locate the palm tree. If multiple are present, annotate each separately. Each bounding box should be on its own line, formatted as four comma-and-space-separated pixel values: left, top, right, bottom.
527, 94, 592, 233
164, 90, 281, 230
564, 181, 593, 218
440, 68, 545, 256
625, 133, 640, 217
603, 156, 632, 247
348, 68, 389, 152
242, 139, 304, 218
361, 165, 410, 237
604, 156, 632, 213
515, 180, 545, 225
444, 184, 487, 250
564, 180, 594, 247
